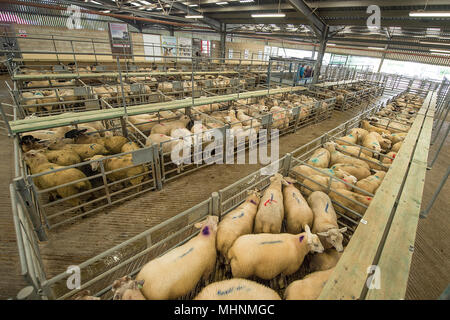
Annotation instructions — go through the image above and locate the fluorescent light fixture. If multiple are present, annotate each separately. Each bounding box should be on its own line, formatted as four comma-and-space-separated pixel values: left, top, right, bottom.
410, 11, 450, 17
130, 2, 141, 6
431, 52, 450, 56
430, 49, 450, 54
156, 7, 163, 10
188, 4, 198, 7
368, 47, 384, 50
216, 1, 228, 5
101, 10, 110, 13
139, 0, 151, 4
251, 13, 286, 18
421, 41, 450, 46
185, 15, 204, 18
240, 0, 254, 2
327, 43, 336, 46
90, 0, 101, 4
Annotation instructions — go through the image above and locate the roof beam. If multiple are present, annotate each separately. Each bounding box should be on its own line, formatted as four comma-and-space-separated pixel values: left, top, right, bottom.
159, 0, 221, 31
286, 0, 326, 37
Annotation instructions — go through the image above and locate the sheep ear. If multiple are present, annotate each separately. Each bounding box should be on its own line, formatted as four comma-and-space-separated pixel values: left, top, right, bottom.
194, 221, 204, 229
339, 227, 347, 234
317, 231, 329, 237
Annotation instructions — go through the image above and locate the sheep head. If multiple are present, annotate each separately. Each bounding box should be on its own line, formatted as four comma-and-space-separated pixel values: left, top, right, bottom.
281, 176, 297, 187
247, 189, 261, 205
87, 155, 105, 171
24, 149, 47, 167
270, 173, 284, 184
323, 141, 337, 153
317, 227, 347, 252
194, 215, 219, 234
304, 225, 324, 253
111, 276, 145, 300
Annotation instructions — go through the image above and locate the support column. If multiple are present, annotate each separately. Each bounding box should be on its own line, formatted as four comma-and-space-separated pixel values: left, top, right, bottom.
311, 42, 316, 59
169, 26, 174, 37
220, 23, 226, 61
312, 26, 328, 84
377, 45, 388, 73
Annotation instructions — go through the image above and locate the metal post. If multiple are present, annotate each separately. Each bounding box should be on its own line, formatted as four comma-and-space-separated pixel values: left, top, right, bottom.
212, 191, 220, 219
312, 27, 328, 85
431, 103, 449, 145
420, 166, 449, 218
429, 123, 449, 169
116, 57, 128, 118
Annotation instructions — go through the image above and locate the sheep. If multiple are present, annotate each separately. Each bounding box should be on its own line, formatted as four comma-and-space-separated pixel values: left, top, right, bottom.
388, 132, 407, 145
335, 132, 358, 146
301, 173, 357, 196
349, 128, 369, 143
330, 163, 371, 181
48, 140, 108, 160
307, 148, 330, 168
146, 133, 180, 154
121, 141, 140, 153
253, 173, 285, 234
128, 114, 158, 134
355, 171, 386, 195
308, 191, 346, 252
361, 120, 391, 136
328, 189, 372, 218
216, 190, 261, 260
333, 144, 387, 171
323, 142, 370, 169
391, 141, 403, 152
228, 231, 324, 281
72, 290, 100, 300
291, 165, 348, 183
111, 276, 146, 300
310, 249, 342, 272
66, 131, 128, 154
371, 131, 392, 150
43, 149, 81, 166
151, 115, 191, 136
135, 215, 218, 300
89, 153, 148, 190
281, 177, 314, 234
270, 106, 289, 129
284, 268, 335, 300
362, 132, 382, 156
382, 151, 397, 164
23, 150, 91, 207
194, 278, 281, 300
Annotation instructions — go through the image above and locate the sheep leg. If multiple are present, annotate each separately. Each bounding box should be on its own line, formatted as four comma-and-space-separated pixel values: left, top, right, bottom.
278, 274, 286, 289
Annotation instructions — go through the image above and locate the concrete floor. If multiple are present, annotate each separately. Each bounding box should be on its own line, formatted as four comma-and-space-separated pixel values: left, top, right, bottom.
0, 76, 448, 299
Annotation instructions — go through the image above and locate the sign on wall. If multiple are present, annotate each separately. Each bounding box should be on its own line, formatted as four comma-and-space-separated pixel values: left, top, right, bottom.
108, 22, 132, 58
143, 34, 162, 61
178, 37, 192, 60
161, 35, 177, 58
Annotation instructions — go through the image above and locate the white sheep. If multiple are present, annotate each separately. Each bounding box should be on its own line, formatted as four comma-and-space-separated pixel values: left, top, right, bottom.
330, 163, 371, 181
194, 278, 281, 300
135, 215, 218, 300
284, 268, 335, 300
310, 249, 343, 272
328, 188, 372, 218
228, 231, 324, 280
307, 148, 330, 168
282, 177, 314, 234
254, 173, 285, 234
111, 276, 146, 300
355, 171, 386, 195
308, 191, 347, 252
216, 190, 261, 260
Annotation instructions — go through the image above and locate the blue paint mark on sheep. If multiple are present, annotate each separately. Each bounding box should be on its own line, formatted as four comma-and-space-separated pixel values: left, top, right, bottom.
293, 192, 301, 204
232, 212, 244, 219
311, 158, 319, 163
299, 235, 304, 242
177, 247, 193, 259
89, 144, 95, 150
217, 285, 245, 296
202, 226, 210, 236
250, 200, 257, 205
260, 240, 283, 245
325, 202, 329, 213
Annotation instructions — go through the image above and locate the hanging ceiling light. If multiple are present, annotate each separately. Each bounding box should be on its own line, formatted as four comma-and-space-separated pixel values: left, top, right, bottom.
185, 15, 204, 18
410, 11, 450, 17
251, 13, 285, 18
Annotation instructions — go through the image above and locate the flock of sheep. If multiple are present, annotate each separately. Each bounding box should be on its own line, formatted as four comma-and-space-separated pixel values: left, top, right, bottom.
74, 92, 424, 301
